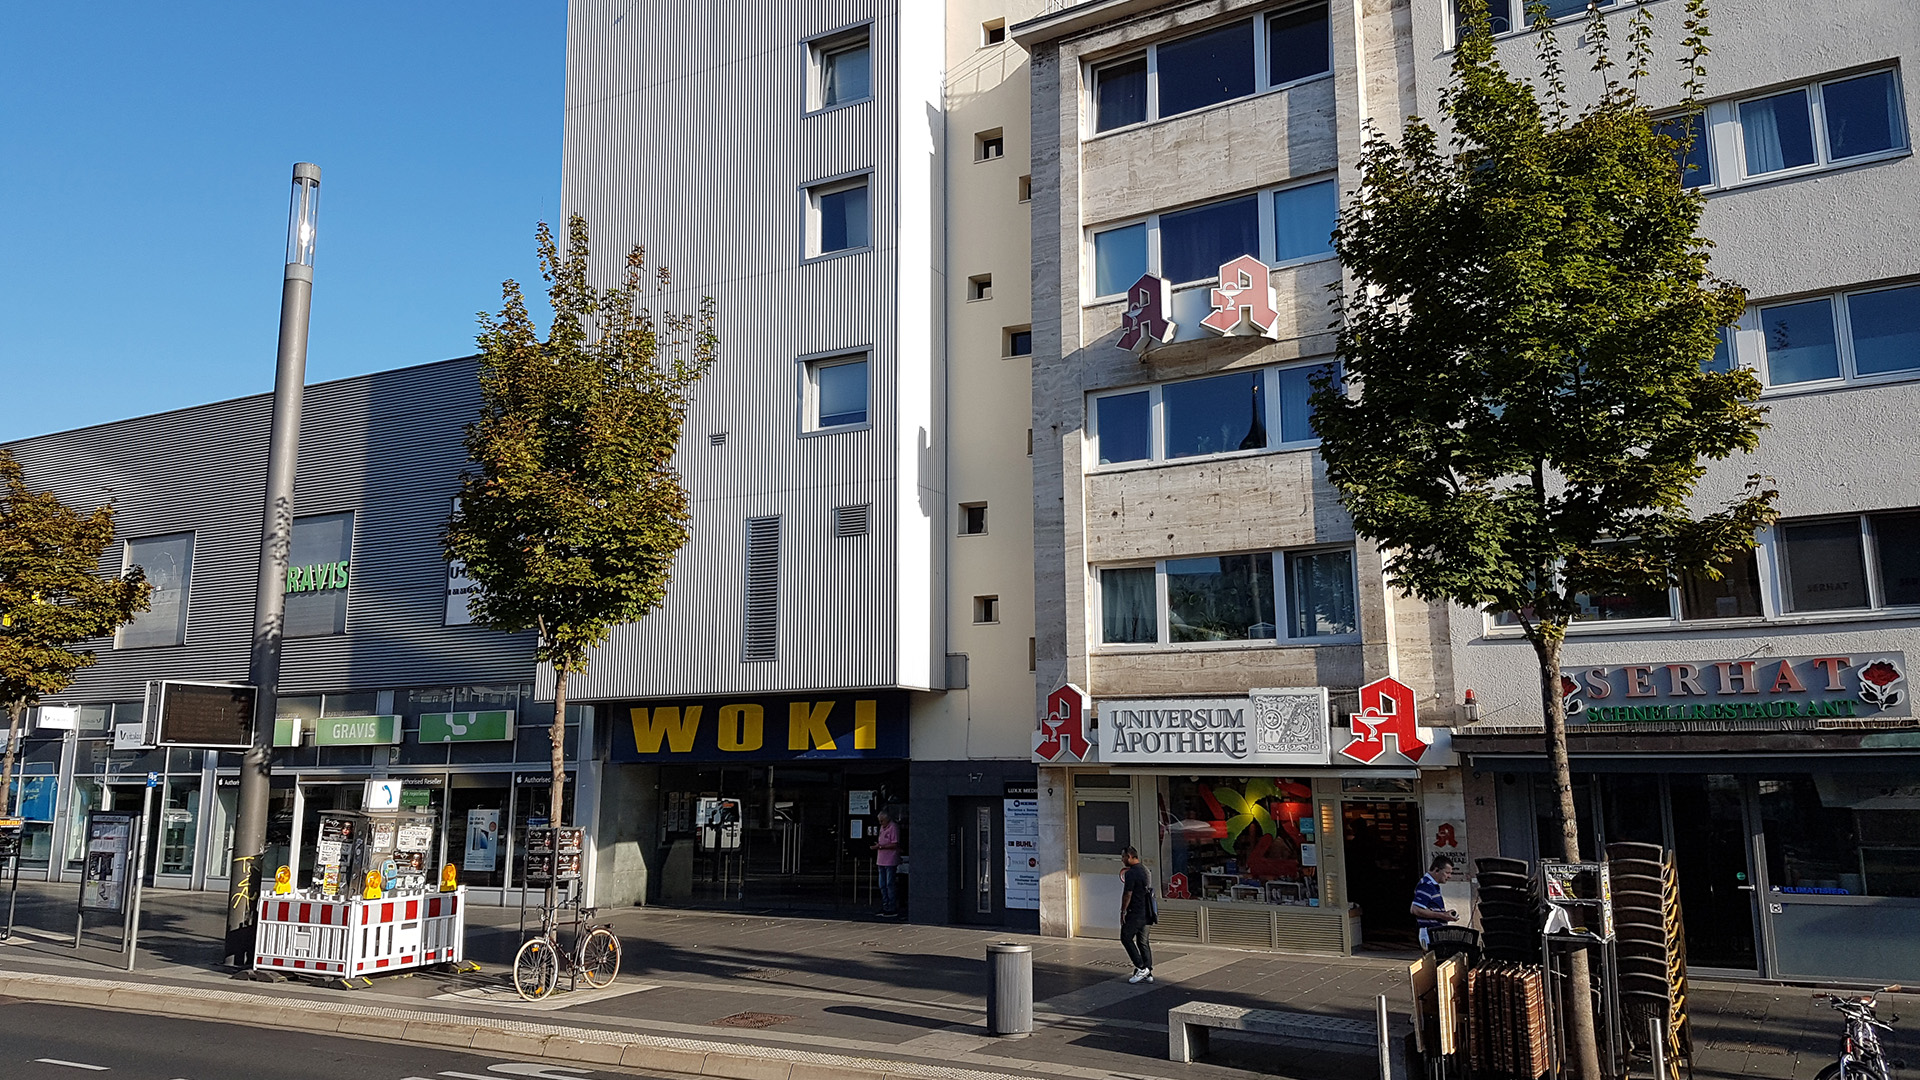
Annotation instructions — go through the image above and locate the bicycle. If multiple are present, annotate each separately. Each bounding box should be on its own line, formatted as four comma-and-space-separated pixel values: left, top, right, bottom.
1814, 986, 1902, 1080
512, 897, 622, 1001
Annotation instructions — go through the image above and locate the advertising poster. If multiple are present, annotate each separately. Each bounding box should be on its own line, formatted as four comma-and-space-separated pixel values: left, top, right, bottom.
465, 809, 501, 872
80, 813, 136, 914
1003, 798, 1040, 911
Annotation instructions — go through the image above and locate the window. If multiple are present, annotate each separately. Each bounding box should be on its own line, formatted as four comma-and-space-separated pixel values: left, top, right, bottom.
1018, 175, 1032, 202
959, 503, 988, 536
119, 533, 193, 648
1740, 70, 1905, 179
1654, 113, 1713, 189
1097, 546, 1358, 646
1777, 511, 1920, 613
808, 178, 870, 256
1455, 0, 1617, 40
1090, 362, 1331, 466
804, 354, 868, 430
968, 274, 993, 301
977, 129, 1005, 161
285, 512, 353, 638
1490, 546, 1766, 628
1005, 326, 1033, 357
1088, 178, 1336, 298
832, 504, 870, 538
742, 517, 781, 663
811, 29, 871, 110
983, 19, 1007, 47
1089, 5, 1331, 134
1753, 282, 1920, 389
1760, 774, 1920, 899
973, 596, 1000, 623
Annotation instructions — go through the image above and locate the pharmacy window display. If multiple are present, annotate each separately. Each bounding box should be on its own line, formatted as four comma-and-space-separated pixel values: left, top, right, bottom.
1159, 777, 1320, 906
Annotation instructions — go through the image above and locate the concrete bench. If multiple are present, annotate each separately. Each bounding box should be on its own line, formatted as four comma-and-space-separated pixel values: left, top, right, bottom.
1169, 1001, 1382, 1065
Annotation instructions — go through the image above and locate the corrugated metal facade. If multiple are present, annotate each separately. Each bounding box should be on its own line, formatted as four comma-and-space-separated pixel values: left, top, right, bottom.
2, 358, 536, 701
556, 0, 945, 700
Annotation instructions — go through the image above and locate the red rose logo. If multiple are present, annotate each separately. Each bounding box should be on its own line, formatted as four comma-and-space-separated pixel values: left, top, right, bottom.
1561, 675, 1586, 717
1858, 659, 1905, 711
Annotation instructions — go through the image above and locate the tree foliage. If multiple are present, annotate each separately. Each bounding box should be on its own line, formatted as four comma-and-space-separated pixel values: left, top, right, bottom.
1313, 0, 1775, 653
446, 215, 717, 676
0, 449, 151, 808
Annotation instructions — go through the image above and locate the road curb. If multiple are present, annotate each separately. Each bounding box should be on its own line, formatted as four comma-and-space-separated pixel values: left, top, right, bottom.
0, 969, 1054, 1080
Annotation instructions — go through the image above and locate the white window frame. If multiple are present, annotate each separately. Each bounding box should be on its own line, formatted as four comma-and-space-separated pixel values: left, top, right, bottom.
1481, 548, 1776, 636
1083, 175, 1338, 302
1766, 511, 1920, 618
1724, 68, 1910, 185
1087, 361, 1331, 471
804, 172, 873, 260
117, 532, 195, 649
1083, 2, 1333, 139
1448, 0, 1623, 47
1090, 545, 1361, 651
797, 350, 871, 435
806, 25, 873, 114
1731, 279, 1920, 394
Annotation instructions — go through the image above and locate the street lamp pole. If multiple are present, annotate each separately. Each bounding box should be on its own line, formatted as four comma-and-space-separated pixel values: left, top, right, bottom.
226, 163, 320, 965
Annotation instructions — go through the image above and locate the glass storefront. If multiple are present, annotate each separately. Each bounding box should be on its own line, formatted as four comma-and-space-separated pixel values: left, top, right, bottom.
1160, 776, 1321, 906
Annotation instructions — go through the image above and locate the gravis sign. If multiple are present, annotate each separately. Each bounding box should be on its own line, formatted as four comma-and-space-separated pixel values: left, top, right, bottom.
1116, 255, 1283, 356
1562, 652, 1909, 723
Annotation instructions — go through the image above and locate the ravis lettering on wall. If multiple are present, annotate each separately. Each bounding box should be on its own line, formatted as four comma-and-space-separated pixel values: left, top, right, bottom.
1100, 689, 1330, 765
1562, 652, 1909, 723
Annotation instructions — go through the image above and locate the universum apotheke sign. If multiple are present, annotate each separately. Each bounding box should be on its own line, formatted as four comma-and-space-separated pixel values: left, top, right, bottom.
1105, 700, 1251, 758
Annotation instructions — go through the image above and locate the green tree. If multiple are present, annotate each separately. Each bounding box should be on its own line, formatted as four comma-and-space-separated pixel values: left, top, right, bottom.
0, 450, 151, 812
445, 216, 716, 903
1311, 2, 1773, 1073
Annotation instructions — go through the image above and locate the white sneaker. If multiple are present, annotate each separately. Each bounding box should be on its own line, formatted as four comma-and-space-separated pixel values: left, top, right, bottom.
1128, 968, 1149, 984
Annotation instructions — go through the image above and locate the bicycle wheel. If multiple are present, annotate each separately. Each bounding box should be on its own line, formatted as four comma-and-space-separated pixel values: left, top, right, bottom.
579, 927, 621, 989
513, 937, 560, 1001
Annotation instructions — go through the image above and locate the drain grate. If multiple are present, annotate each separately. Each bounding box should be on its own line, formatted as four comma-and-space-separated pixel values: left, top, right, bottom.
714, 1012, 797, 1029
1090, 959, 1134, 969
736, 967, 788, 981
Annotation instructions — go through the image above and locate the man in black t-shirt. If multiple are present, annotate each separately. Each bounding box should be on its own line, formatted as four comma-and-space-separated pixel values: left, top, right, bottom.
1119, 846, 1155, 984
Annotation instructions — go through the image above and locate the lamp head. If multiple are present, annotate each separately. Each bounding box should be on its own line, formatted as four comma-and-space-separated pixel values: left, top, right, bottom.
286, 162, 321, 268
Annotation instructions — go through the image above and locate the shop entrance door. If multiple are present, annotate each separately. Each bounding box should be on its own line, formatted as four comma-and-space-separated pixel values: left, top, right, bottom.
1341, 800, 1421, 949
1668, 773, 1758, 971
1074, 792, 1132, 935
951, 797, 1004, 925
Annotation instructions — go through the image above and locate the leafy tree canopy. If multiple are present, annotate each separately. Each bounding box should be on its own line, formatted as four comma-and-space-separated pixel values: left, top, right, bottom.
445, 216, 717, 674
1313, 0, 1776, 649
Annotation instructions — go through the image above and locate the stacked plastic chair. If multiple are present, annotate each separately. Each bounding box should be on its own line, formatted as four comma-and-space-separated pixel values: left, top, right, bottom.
1474, 856, 1539, 963
1606, 841, 1693, 1080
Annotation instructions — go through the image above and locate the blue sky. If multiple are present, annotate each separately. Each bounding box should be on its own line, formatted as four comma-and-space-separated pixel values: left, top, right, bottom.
0, 3, 566, 442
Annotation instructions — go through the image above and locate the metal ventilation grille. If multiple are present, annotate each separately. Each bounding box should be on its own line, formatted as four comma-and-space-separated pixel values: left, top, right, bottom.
709, 432, 728, 446
832, 503, 870, 537
741, 516, 781, 663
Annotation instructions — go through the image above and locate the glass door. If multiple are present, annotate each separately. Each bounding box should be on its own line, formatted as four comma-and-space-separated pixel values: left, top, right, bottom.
1668, 773, 1759, 971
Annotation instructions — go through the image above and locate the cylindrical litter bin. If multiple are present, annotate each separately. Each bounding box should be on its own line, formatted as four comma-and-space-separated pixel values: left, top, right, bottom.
986, 942, 1033, 1037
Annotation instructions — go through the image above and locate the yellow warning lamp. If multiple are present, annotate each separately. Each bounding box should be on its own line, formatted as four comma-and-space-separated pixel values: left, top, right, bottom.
441, 863, 458, 892
363, 871, 384, 900
273, 866, 293, 895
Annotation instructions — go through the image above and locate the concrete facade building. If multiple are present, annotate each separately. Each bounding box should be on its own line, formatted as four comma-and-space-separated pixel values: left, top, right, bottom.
1015, 0, 1471, 955
1412, 1, 1920, 984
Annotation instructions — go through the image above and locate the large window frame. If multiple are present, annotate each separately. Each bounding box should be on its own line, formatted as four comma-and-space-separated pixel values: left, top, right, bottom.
806, 25, 873, 114
1084, 177, 1338, 302
117, 532, 194, 649
798, 351, 870, 434
805, 173, 873, 260
1488, 547, 1768, 632
1088, 361, 1332, 469
1769, 510, 1920, 616
1739, 280, 1920, 393
1094, 545, 1360, 650
1085, 3, 1332, 137
1645, 69, 1908, 195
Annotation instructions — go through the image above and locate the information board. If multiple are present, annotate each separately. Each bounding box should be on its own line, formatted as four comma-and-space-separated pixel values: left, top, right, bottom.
1003, 797, 1040, 911
80, 812, 137, 913
154, 682, 257, 749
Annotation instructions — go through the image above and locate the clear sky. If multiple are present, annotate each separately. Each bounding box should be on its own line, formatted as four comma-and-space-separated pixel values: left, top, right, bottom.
0, 3, 566, 442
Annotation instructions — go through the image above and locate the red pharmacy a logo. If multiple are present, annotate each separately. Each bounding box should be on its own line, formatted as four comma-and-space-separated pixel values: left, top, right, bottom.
1339, 676, 1428, 764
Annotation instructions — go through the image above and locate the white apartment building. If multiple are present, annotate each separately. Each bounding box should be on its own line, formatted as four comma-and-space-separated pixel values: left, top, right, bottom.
1420, 1, 1920, 984
558, 0, 1044, 928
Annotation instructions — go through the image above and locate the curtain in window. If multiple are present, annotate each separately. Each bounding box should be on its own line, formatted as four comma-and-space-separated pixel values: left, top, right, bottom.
1741, 90, 1815, 175
1160, 196, 1260, 285
1101, 567, 1158, 643
1287, 550, 1355, 637
1095, 56, 1149, 132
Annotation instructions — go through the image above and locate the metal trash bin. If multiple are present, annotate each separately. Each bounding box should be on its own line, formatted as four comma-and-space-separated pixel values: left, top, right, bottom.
986, 941, 1034, 1037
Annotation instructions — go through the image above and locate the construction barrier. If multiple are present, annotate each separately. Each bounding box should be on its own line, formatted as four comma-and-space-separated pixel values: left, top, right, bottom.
254, 887, 465, 977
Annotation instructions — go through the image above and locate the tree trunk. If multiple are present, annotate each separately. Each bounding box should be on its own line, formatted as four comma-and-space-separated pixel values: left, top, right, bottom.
1534, 629, 1604, 1080
547, 668, 567, 916
0, 701, 21, 817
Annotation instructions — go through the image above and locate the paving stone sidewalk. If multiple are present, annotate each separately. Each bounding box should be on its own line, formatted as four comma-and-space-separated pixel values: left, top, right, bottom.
0, 882, 1898, 1080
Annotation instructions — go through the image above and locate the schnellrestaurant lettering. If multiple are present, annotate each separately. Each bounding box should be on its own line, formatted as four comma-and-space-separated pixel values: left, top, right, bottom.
1563, 652, 1909, 723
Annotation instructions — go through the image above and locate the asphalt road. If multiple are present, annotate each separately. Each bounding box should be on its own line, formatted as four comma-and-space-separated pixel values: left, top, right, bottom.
0, 1000, 675, 1080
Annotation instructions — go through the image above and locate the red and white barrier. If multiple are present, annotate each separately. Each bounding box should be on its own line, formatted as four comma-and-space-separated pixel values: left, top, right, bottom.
254, 887, 465, 977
